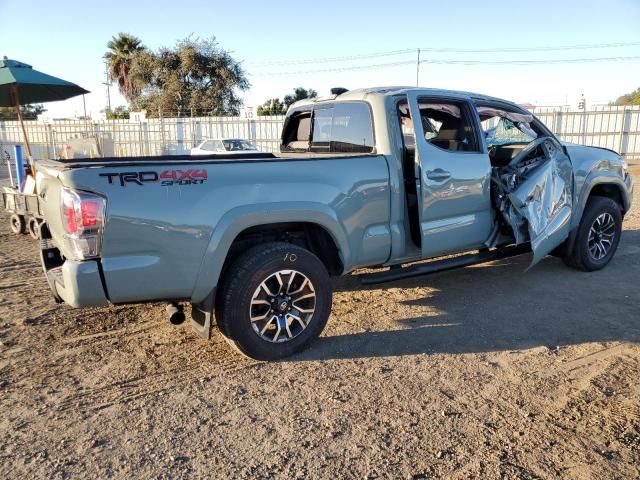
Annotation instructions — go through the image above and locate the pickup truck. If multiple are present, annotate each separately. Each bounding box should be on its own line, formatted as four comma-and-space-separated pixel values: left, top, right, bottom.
35, 87, 633, 360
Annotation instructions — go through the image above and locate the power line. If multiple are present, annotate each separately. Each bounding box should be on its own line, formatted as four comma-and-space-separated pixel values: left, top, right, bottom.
251, 55, 640, 76
417, 41, 640, 53
249, 41, 640, 67
252, 60, 416, 76
249, 49, 415, 66
421, 55, 640, 65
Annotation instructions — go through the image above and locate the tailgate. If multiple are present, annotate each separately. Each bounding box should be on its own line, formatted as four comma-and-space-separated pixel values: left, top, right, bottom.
36, 164, 110, 307
36, 165, 69, 254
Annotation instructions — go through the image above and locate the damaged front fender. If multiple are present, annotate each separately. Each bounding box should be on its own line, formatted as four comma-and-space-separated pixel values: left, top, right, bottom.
495, 138, 574, 267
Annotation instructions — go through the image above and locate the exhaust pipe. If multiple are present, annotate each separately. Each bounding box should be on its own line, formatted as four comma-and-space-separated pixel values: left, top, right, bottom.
166, 303, 186, 325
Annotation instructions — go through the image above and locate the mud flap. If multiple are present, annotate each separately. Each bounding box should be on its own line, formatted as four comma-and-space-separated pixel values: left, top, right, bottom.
190, 288, 216, 340
507, 153, 573, 267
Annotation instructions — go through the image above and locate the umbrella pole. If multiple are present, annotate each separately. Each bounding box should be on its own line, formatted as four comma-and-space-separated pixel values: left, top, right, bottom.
11, 85, 36, 177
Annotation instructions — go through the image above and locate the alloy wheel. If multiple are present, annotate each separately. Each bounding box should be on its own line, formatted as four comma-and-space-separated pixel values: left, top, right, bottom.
249, 269, 316, 343
587, 212, 616, 261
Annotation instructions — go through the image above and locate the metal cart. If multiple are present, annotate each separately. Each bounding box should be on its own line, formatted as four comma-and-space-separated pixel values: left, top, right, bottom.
2, 150, 43, 239
2, 186, 43, 238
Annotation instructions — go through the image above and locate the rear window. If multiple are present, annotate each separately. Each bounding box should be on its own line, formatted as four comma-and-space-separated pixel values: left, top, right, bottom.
281, 102, 374, 154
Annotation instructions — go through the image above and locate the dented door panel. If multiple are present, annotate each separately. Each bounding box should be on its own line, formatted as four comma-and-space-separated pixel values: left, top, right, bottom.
497, 139, 574, 266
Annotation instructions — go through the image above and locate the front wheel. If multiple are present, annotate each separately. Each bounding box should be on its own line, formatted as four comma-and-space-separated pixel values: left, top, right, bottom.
562, 196, 622, 271
216, 242, 332, 360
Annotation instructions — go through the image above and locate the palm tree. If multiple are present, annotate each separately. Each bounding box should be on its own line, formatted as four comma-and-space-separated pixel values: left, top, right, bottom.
104, 33, 145, 101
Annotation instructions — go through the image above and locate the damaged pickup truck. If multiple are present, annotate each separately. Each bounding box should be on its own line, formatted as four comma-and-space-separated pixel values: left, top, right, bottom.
36, 87, 633, 360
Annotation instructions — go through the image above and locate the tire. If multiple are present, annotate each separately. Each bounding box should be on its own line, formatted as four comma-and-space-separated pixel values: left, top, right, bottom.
27, 217, 40, 239
216, 242, 332, 360
9, 214, 26, 235
562, 196, 622, 271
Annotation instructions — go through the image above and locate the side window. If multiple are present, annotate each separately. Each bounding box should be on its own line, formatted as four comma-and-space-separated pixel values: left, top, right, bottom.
331, 103, 374, 152
401, 100, 481, 153
281, 102, 374, 154
310, 102, 374, 153
281, 109, 312, 151
311, 107, 333, 152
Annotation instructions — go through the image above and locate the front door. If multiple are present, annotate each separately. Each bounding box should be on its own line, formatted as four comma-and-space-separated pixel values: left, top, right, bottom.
404, 93, 493, 258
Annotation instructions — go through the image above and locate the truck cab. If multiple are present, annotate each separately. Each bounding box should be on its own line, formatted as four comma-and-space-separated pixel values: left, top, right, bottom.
280, 87, 598, 267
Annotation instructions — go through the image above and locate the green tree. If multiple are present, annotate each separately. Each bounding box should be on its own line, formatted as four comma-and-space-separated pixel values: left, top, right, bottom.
256, 88, 318, 116
105, 33, 146, 101
102, 105, 130, 119
284, 87, 318, 109
128, 36, 249, 117
612, 87, 640, 106
0, 104, 46, 120
257, 98, 286, 116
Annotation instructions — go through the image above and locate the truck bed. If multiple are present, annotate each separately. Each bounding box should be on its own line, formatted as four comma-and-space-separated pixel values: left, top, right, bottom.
36, 151, 393, 306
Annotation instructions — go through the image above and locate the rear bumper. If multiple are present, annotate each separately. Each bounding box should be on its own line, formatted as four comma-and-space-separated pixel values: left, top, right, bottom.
40, 236, 109, 308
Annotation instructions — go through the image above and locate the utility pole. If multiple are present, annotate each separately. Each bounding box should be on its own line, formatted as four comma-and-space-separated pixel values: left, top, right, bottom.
416, 48, 421, 87
102, 61, 112, 113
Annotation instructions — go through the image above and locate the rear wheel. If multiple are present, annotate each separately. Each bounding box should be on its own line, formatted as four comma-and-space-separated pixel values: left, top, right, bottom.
562, 196, 622, 271
9, 214, 26, 235
216, 242, 332, 360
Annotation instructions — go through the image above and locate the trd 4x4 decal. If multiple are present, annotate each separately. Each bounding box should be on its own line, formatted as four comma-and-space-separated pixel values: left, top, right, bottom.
100, 169, 208, 187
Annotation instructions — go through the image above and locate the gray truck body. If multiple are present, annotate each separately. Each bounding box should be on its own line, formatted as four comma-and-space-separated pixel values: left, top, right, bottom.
36, 87, 633, 323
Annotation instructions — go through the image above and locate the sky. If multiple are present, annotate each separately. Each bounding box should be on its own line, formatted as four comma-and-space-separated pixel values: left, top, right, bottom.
1, 0, 639, 118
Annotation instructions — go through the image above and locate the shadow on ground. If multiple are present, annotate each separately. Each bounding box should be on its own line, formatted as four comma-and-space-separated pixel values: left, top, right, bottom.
292, 230, 640, 361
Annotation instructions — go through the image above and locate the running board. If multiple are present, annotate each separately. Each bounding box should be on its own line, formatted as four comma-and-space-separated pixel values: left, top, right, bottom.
359, 244, 531, 285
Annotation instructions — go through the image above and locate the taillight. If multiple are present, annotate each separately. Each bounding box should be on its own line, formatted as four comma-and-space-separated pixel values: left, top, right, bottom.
60, 188, 106, 260
80, 201, 100, 227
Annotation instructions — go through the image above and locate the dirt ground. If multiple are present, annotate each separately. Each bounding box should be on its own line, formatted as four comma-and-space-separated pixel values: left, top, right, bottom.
1, 170, 639, 480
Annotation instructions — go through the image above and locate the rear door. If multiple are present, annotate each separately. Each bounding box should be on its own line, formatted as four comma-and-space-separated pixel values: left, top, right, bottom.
405, 92, 493, 258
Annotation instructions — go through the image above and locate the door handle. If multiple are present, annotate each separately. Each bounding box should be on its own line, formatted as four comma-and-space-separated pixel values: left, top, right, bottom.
426, 168, 451, 181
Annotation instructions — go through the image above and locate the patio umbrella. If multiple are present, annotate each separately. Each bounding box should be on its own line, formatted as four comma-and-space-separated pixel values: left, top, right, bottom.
0, 57, 89, 175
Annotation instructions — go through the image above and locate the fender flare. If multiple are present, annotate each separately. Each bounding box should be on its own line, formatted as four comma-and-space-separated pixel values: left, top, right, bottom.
571, 173, 629, 230
190, 201, 351, 305
563, 174, 629, 258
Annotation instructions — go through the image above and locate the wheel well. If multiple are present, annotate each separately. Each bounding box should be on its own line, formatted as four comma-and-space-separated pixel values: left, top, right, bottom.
588, 183, 625, 212
222, 222, 344, 277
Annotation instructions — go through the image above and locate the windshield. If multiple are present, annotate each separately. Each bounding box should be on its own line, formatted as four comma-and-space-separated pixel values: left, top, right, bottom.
222, 139, 257, 151
482, 117, 538, 146
476, 106, 540, 147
